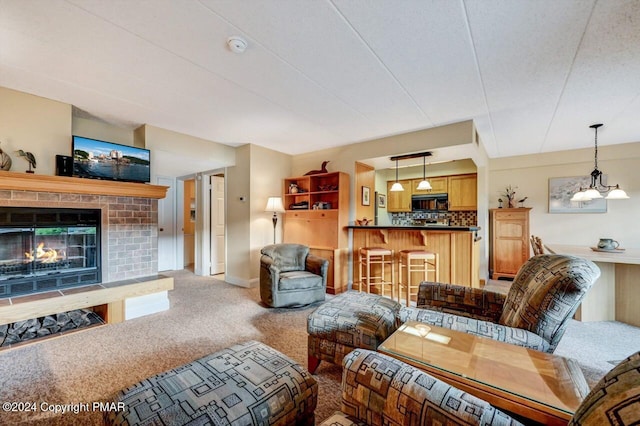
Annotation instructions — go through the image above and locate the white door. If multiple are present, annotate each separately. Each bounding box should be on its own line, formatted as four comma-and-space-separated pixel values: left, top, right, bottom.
210, 175, 225, 274
157, 176, 176, 271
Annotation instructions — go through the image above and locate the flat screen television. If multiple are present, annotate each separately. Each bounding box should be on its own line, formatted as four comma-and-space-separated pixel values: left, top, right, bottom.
72, 135, 151, 183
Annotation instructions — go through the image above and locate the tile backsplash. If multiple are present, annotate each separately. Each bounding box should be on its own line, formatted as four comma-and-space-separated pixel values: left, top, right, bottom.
391, 211, 477, 226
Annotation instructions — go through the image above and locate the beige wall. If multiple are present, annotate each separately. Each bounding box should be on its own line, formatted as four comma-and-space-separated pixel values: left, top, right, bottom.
140, 124, 236, 180
489, 142, 640, 256
0, 87, 71, 175
225, 144, 291, 286
250, 145, 292, 281
73, 116, 134, 146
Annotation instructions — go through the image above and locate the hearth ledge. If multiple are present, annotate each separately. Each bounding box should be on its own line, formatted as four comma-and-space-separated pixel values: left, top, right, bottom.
0, 275, 174, 326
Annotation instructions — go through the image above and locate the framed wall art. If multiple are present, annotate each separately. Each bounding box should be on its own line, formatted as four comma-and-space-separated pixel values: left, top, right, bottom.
548, 176, 607, 213
362, 186, 370, 206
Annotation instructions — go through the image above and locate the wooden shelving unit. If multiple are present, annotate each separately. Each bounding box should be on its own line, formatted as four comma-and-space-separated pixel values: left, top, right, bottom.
282, 172, 349, 294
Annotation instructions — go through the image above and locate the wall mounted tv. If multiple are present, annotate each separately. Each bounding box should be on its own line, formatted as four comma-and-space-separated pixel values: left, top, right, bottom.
72, 136, 151, 183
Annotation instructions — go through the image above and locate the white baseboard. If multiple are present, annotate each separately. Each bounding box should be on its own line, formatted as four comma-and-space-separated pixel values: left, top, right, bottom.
125, 291, 170, 320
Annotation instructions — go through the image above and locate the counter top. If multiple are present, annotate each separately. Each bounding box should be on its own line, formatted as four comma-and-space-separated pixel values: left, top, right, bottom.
347, 225, 480, 232
546, 244, 640, 265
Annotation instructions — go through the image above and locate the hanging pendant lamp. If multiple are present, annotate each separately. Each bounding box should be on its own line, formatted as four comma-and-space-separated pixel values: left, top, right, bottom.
416, 155, 432, 190
571, 124, 629, 202
390, 158, 404, 192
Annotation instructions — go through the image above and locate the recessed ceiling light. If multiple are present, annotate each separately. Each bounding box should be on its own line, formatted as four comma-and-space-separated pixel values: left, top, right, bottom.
227, 36, 247, 54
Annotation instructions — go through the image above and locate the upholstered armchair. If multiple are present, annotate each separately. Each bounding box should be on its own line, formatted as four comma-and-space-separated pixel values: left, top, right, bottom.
260, 244, 329, 308
400, 254, 601, 353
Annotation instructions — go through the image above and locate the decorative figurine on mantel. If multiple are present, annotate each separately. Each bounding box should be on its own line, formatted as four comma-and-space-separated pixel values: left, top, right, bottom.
304, 160, 330, 176
0, 141, 12, 171
16, 149, 36, 174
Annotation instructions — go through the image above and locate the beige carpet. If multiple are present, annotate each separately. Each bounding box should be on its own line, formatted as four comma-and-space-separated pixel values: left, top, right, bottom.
2, 270, 639, 425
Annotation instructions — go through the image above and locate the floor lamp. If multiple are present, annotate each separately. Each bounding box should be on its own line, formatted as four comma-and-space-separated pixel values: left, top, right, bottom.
265, 197, 285, 244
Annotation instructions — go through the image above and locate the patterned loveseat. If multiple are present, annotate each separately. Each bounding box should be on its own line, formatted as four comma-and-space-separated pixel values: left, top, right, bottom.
308, 254, 600, 372
318, 349, 640, 426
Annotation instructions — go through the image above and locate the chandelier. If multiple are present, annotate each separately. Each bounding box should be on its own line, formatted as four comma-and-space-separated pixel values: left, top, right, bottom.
571, 124, 629, 202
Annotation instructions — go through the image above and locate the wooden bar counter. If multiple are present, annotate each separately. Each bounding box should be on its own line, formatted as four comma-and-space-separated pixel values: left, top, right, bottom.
348, 225, 481, 288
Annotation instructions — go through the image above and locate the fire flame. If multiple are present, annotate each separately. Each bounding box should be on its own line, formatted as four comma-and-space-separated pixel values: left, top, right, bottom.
25, 242, 58, 263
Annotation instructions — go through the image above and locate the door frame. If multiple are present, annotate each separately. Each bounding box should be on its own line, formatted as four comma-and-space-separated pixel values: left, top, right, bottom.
194, 168, 226, 276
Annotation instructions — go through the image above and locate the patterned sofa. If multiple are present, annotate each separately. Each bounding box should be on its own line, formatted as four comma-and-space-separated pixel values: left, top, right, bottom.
307, 254, 600, 371
318, 348, 640, 426
319, 349, 523, 426
106, 341, 318, 426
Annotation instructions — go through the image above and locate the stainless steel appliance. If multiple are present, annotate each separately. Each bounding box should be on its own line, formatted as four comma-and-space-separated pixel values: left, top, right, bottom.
411, 194, 448, 212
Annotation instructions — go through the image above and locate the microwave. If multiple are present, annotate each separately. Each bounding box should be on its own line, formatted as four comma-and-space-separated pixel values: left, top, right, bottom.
411, 194, 448, 212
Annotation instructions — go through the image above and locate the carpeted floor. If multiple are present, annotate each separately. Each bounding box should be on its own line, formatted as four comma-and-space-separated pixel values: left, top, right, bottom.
1, 270, 639, 425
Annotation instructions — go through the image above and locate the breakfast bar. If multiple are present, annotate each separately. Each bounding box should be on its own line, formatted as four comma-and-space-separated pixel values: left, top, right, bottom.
348, 225, 481, 289
546, 244, 640, 327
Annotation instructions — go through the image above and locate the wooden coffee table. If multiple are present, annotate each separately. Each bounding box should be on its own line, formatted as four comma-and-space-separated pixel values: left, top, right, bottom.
378, 321, 589, 425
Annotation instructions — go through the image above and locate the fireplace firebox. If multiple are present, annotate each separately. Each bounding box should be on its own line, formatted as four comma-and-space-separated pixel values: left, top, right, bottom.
0, 207, 101, 298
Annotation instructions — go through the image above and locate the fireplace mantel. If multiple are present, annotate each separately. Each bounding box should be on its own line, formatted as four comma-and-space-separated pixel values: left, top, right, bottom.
0, 171, 168, 199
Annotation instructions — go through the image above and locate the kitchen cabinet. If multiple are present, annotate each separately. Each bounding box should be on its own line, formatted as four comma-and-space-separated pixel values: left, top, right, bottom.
412, 177, 448, 194
448, 174, 477, 211
490, 208, 531, 280
386, 179, 412, 212
283, 172, 349, 294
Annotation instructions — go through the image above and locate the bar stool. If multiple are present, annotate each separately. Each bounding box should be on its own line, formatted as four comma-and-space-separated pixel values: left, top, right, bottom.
398, 250, 439, 307
358, 247, 395, 299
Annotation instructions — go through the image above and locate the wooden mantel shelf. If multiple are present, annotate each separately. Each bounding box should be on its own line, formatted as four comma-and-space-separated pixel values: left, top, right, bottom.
0, 171, 168, 199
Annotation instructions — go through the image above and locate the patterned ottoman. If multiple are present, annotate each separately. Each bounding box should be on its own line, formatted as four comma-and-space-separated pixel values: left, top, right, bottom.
105, 341, 318, 426
307, 291, 401, 373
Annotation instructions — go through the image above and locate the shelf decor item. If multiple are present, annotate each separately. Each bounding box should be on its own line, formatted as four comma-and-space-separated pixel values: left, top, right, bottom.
303, 160, 330, 176
16, 149, 36, 173
501, 185, 517, 208
0, 141, 12, 171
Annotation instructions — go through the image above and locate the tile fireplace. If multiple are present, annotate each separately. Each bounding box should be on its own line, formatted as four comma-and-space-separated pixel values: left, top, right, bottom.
0, 207, 101, 298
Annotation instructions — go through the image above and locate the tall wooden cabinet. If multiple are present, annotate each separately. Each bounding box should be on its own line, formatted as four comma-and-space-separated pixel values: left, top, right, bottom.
489, 208, 531, 280
282, 172, 349, 294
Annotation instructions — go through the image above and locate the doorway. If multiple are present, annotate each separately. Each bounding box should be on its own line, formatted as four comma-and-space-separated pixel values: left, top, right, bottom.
210, 174, 225, 276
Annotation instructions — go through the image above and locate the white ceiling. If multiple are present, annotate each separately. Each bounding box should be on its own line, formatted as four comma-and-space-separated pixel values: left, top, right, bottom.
1, 0, 639, 162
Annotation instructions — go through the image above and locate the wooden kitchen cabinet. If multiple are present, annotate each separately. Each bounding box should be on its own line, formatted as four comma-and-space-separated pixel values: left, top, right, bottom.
412, 176, 448, 194
386, 179, 412, 212
283, 172, 349, 294
448, 174, 477, 211
490, 208, 531, 280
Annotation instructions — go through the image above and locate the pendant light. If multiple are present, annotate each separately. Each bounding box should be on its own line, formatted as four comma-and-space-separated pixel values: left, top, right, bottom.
571, 124, 629, 202
416, 155, 432, 190
390, 158, 404, 191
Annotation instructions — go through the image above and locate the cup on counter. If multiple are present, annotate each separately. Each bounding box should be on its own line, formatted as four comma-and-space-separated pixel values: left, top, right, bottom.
597, 238, 619, 250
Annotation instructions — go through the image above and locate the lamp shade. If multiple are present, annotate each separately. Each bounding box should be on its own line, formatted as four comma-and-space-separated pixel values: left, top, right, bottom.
416, 179, 432, 190
390, 182, 404, 192
583, 188, 603, 199
570, 191, 588, 202
265, 197, 285, 213
606, 188, 630, 200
